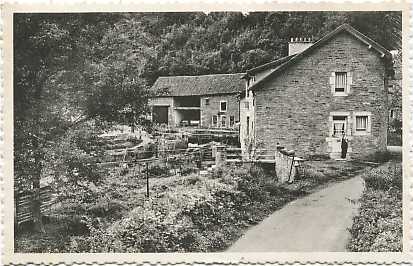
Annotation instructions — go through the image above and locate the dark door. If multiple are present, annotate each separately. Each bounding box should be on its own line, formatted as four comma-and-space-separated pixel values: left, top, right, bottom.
152, 106, 169, 124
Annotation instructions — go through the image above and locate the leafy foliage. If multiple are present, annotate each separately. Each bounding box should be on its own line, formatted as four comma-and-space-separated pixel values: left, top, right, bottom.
347, 162, 402, 252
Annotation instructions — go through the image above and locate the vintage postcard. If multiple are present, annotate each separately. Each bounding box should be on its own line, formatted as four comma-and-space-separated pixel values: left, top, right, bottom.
1, 0, 411, 265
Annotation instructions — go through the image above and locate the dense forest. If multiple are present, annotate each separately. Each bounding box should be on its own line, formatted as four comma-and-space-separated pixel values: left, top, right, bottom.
14, 11, 401, 235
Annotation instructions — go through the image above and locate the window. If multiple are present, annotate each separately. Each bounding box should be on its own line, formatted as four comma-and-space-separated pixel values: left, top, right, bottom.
212, 115, 218, 127
353, 112, 371, 136
331, 71, 352, 96
356, 116, 368, 132
221, 115, 227, 127
335, 72, 347, 93
332, 116, 347, 137
205, 98, 210, 106
244, 101, 249, 110
220, 101, 227, 112
230, 116, 235, 127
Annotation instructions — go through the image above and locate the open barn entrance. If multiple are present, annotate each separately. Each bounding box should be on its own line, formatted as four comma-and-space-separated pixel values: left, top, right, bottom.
152, 106, 169, 125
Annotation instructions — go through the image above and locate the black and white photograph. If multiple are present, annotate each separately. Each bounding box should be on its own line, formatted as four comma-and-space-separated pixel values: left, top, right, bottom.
4, 4, 408, 262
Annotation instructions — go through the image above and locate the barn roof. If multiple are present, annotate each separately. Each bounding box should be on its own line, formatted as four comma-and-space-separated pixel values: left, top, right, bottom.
245, 54, 296, 76
249, 24, 392, 91
150, 73, 246, 97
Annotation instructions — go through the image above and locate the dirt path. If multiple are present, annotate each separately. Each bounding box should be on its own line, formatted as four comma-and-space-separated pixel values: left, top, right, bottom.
227, 176, 365, 252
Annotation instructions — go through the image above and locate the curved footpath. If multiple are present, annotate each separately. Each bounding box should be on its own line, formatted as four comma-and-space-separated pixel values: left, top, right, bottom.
227, 176, 365, 252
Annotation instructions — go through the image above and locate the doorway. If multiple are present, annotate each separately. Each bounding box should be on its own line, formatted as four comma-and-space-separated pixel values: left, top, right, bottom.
330, 116, 348, 158
152, 106, 169, 125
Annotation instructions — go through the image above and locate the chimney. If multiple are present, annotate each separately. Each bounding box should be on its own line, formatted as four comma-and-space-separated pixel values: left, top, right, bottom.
288, 37, 314, 56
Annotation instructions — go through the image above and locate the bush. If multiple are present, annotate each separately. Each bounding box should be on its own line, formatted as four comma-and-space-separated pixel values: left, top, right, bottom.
307, 154, 330, 161
364, 150, 392, 163
303, 167, 327, 182
347, 162, 402, 252
146, 165, 169, 177
363, 163, 402, 192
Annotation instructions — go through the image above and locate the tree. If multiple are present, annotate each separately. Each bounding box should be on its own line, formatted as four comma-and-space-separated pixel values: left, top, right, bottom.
14, 13, 120, 231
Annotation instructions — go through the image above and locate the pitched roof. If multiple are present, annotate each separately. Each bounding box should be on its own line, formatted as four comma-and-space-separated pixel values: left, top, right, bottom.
245, 54, 296, 76
150, 73, 246, 97
249, 24, 392, 91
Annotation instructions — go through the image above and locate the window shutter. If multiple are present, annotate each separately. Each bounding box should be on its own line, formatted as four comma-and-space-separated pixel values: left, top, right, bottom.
347, 72, 353, 93
367, 116, 371, 133
329, 72, 336, 93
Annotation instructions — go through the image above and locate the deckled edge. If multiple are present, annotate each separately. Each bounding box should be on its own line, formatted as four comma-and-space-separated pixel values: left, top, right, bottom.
0, 0, 411, 265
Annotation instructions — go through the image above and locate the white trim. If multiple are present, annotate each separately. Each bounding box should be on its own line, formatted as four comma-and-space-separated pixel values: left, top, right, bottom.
219, 100, 227, 112
331, 71, 352, 96
329, 112, 351, 137
353, 111, 372, 136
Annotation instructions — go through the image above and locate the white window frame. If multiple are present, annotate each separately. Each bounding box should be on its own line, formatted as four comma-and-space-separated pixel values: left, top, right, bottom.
205, 98, 210, 106
221, 115, 227, 128
220, 100, 227, 112
330, 71, 352, 96
353, 112, 372, 136
329, 112, 350, 137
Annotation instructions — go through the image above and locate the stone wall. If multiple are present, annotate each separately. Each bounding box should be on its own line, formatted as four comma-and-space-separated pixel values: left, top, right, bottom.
254, 31, 388, 159
200, 94, 239, 129
239, 91, 256, 157
274, 150, 296, 183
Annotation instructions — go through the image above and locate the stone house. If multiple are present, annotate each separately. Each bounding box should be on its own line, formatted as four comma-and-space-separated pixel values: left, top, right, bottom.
240, 24, 393, 159
149, 73, 245, 129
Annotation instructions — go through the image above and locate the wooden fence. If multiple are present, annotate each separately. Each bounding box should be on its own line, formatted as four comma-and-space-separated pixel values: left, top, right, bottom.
15, 186, 53, 225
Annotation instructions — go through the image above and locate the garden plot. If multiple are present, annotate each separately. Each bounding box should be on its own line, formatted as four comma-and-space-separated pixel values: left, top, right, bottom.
15, 157, 370, 253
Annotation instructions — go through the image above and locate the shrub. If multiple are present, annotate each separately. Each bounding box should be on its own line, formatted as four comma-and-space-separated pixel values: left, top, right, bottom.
348, 162, 402, 252
363, 163, 402, 192
303, 167, 327, 182
307, 154, 330, 161
146, 165, 169, 177
364, 150, 392, 163
211, 167, 224, 179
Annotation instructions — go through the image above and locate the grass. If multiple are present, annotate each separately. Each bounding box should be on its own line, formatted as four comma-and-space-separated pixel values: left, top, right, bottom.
347, 159, 402, 252
15, 158, 369, 253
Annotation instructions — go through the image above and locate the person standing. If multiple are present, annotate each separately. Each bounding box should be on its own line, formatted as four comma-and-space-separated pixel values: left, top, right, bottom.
341, 135, 348, 159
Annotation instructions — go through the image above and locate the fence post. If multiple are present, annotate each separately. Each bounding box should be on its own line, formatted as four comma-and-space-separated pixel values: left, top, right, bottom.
146, 162, 149, 198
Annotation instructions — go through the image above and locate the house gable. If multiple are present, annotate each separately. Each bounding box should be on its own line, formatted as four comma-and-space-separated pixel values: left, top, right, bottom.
249, 24, 392, 92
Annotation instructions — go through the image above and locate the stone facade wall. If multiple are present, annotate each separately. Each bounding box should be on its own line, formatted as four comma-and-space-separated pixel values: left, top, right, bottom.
254, 32, 388, 159
239, 91, 256, 156
200, 94, 239, 129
